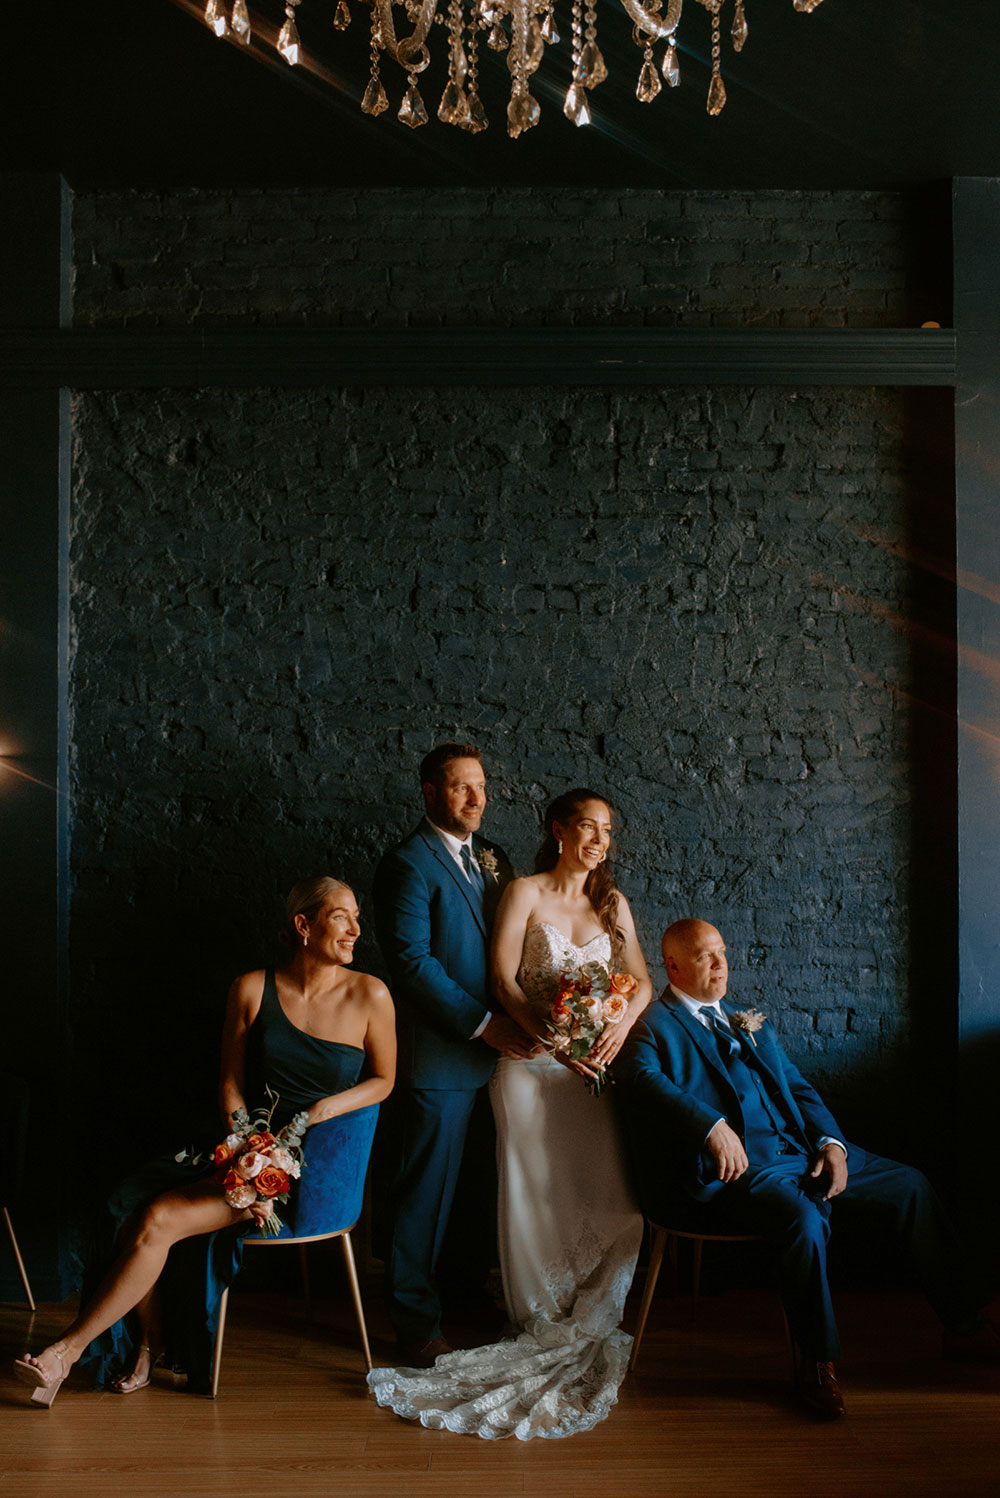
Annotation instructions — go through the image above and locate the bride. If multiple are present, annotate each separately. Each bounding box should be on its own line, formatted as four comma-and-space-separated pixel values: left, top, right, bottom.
369, 789, 652, 1440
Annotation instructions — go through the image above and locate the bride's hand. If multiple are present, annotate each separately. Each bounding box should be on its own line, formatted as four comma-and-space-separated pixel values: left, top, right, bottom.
588, 1020, 632, 1069
554, 1049, 603, 1082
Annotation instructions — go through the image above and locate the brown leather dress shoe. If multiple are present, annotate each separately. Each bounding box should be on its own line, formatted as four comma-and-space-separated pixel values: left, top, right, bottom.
795, 1360, 847, 1420
397, 1337, 453, 1370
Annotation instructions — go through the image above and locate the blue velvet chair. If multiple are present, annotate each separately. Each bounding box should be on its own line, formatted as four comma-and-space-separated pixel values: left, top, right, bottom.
210, 1104, 379, 1397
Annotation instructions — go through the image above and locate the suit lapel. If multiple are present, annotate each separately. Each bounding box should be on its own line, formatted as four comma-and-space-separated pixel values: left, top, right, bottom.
665, 997, 734, 1089
418, 824, 487, 938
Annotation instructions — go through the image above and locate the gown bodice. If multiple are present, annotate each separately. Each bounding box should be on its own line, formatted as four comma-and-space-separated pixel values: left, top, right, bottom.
245, 970, 364, 1129
517, 921, 613, 1025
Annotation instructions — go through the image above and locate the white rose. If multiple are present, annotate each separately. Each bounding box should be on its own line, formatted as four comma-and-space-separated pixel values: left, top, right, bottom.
225, 1133, 243, 1152
269, 1146, 295, 1173
236, 1150, 264, 1180
225, 1180, 257, 1210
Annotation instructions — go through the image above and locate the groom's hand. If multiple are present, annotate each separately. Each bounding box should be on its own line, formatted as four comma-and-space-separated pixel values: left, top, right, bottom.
706, 1120, 748, 1183
482, 1014, 540, 1059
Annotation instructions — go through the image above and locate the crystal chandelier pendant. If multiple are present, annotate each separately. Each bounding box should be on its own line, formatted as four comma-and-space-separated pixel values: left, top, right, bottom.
487, 20, 508, 50
731, 0, 748, 51
579, 41, 608, 88
462, 90, 489, 132
563, 81, 592, 126
276, 11, 302, 64
333, 0, 351, 30
661, 42, 680, 86
793, 0, 824, 11
438, 80, 469, 124
478, 0, 497, 22
506, 90, 540, 138
540, 10, 559, 44
451, 43, 468, 84
204, 0, 229, 39
361, 76, 389, 115
525, 18, 544, 73
399, 80, 429, 127
707, 70, 726, 114
230, 0, 252, 44
636, 49, 661, 103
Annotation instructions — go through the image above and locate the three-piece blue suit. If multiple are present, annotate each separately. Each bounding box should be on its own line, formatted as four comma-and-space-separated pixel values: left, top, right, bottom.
614, 993, 979, 1359
374, 820, 512, 1345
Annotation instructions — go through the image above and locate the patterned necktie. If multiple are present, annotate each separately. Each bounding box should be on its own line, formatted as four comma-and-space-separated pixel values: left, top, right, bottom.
698, 1004, 741, 1061
460, 842, 484, 896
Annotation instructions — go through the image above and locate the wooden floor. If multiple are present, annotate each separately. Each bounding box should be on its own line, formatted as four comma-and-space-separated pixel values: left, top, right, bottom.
2, 1280, 998, 1498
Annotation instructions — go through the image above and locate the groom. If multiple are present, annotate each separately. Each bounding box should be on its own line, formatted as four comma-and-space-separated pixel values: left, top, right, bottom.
614, 917, 999, 1418
374, 742, 534, 1367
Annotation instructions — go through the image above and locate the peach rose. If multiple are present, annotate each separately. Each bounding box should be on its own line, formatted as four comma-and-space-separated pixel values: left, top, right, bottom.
602, 993, 628, 1024
610, 972, 639, 997
246, 1131, 276, 1153
269, 1146, 300, 1179
254, 1165, 290, 1199
225, 1179, 257, 1211
236, 1150, 265, 1181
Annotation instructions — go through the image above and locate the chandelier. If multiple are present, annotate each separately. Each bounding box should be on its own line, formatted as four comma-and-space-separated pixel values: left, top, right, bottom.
201, 0, 826, 137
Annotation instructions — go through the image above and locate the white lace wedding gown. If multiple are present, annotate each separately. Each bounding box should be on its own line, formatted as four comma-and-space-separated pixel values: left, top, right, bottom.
368, 922, 643, 1440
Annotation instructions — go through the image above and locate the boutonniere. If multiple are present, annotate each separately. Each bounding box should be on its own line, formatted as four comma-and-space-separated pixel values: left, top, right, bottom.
731, 1008, 766, 1047
478, 847, 499, 881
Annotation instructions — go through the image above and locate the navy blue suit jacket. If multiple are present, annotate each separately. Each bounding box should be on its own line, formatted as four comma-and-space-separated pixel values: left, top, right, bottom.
374, 821, 513, 1090
613, 991, 844, 1212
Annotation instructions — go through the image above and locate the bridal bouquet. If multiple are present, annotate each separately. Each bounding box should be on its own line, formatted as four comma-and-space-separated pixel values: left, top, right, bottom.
546, 962, 638, 1094
179, 1088, 309, 1238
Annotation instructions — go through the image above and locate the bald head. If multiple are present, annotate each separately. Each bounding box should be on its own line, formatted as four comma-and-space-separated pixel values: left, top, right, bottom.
662, 919, 728, 1003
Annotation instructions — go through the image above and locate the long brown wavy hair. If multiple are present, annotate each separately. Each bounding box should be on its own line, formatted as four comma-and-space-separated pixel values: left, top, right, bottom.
533, 788, 625, 966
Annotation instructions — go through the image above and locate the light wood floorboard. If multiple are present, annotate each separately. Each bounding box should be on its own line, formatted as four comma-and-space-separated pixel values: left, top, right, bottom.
2, 1283, 998, 1498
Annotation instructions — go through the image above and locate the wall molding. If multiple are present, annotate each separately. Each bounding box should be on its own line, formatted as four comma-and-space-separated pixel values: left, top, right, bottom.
0, 326, 957, 390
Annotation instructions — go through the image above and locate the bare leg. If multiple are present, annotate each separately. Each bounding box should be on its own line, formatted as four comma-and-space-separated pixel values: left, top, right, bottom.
22, 1183, 252, 1386
109, 1284, 162, 1392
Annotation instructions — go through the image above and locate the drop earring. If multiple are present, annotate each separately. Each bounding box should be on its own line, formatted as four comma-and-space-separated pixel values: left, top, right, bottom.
303, 934, 308, 948
557, 839, 563, 855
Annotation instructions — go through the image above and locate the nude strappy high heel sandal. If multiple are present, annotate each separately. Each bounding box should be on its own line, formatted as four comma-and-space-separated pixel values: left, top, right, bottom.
13, 1345, 67, 1407
110, 1344, 156, 1394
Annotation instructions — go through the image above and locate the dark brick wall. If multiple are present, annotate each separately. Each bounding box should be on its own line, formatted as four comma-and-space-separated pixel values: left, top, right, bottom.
69, 373, 954, 1155
64, 185, 957, 1167
72, 187, 910, 329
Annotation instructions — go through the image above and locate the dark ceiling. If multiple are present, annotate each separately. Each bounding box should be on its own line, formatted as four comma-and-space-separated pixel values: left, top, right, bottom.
7, 0, 1000, 190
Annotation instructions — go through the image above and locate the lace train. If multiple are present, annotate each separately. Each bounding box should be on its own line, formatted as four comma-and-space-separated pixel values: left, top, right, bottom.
368, 922, 643, 1441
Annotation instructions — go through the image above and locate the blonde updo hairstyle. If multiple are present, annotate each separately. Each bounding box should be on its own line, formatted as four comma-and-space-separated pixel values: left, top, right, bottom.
280, 875, 352, 947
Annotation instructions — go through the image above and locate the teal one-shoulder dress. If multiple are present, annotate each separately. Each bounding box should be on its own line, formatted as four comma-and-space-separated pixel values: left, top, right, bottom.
78, 971, 364, 1394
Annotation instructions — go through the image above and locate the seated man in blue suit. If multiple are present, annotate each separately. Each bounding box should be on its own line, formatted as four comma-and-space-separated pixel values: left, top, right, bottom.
374, 742, 535, 1367
614, 917, 999, 1419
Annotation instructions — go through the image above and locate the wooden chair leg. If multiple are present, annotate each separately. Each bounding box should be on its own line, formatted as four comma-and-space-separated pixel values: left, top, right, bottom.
691, 1237, 704, 1306
298, 1243, 311, 1315
2, 1207, 36, 1312
211, 1286, 229, 1399
339, 1232, 372, 1373
629, 1226, 667, 1373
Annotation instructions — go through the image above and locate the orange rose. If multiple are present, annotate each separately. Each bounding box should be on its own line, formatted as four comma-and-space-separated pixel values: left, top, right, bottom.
254, 1165, 290, 1199
610, 972, 639, 997
246, 1132, 276, 1153
214, 1143, 234, 1167
222, 1167, 243, 1192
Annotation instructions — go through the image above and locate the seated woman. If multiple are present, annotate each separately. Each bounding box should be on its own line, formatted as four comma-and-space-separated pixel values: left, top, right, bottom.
14, 876, 395, 1406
